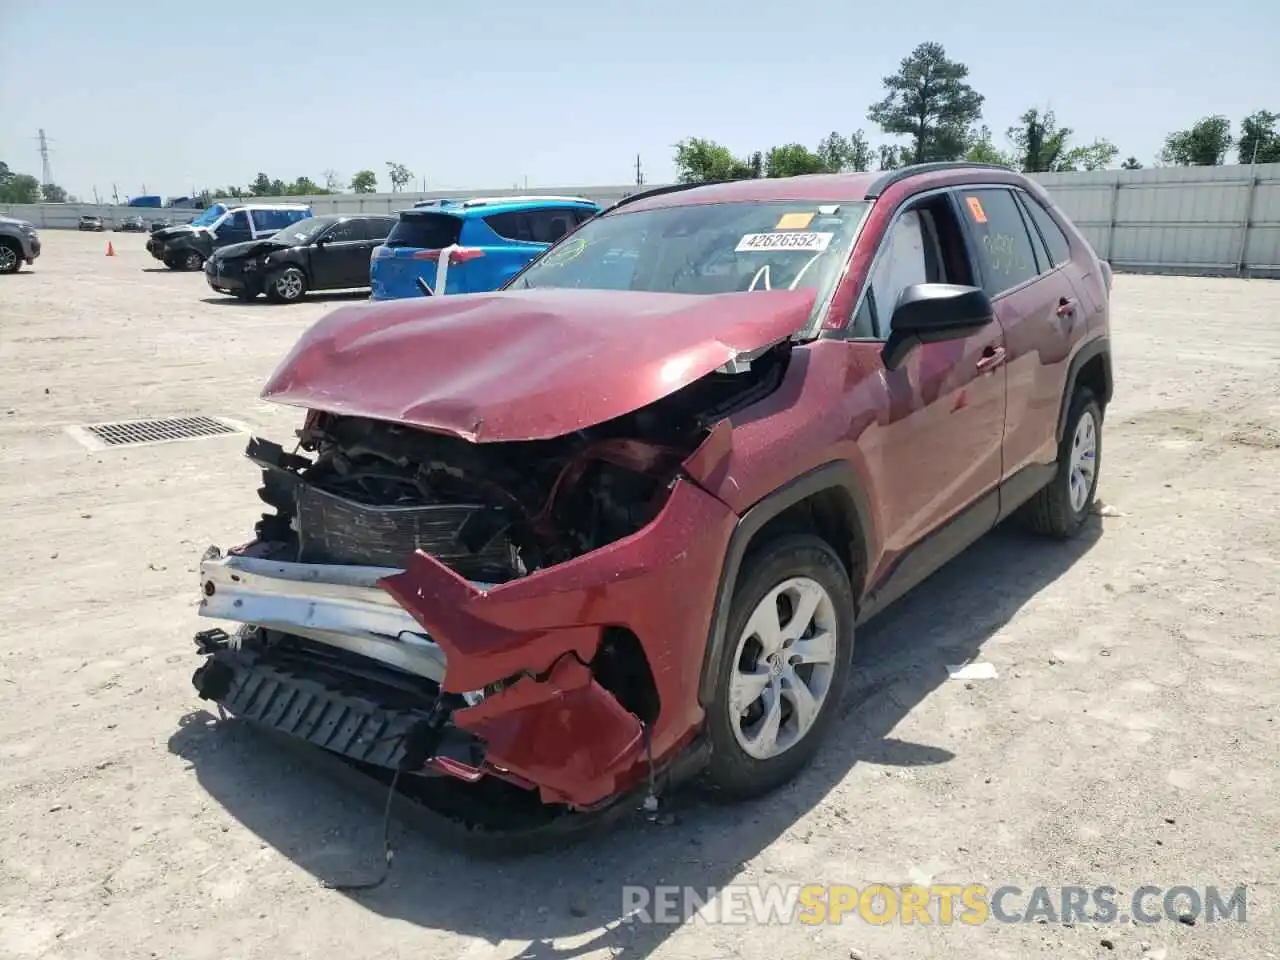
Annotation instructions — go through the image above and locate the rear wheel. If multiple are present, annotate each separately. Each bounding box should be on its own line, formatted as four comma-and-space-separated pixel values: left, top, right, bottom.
1020, 389, 1102, 539
266, 266, 308, 303
702, 533, 855, 800
0, 240, 21, 274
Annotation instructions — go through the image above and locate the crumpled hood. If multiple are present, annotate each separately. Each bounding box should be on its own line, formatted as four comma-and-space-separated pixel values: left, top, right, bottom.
212, 238, 284, 261
152, 224, 199, 242
260, 287, 817, 442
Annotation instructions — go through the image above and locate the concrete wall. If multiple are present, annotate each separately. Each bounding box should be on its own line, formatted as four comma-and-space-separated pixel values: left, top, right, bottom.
6, 164, 1279, 276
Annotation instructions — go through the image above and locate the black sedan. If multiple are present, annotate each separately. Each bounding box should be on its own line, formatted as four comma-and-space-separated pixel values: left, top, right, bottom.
204, 214, 395, 302
116, 215, 148, 233
79, 215, 105, 232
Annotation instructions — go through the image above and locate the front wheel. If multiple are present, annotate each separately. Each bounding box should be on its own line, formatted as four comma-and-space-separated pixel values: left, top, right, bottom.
0, 240, 22, 274
182, 250, 204, 271
266, 266, 307, 303
702, 533, 855, 800
1020, 390, 1102, 539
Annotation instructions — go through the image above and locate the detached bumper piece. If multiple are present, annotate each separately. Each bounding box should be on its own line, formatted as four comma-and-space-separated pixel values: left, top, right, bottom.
191, 628, 483, 778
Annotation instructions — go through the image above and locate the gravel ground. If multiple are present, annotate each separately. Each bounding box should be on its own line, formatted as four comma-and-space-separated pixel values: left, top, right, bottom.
1, 230, 1277, 960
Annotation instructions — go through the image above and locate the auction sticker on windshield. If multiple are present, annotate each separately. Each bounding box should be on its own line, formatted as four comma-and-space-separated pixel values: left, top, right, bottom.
736, 231, 833, 253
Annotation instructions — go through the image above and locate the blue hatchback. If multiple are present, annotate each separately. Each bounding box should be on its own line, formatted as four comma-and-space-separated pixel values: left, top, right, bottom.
369, 196, 600, 301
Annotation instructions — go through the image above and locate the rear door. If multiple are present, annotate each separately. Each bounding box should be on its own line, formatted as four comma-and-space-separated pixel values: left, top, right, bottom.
954, 186, 1074, 485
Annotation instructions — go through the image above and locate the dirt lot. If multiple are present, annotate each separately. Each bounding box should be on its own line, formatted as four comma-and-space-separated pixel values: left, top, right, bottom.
1, 230, 1277, 960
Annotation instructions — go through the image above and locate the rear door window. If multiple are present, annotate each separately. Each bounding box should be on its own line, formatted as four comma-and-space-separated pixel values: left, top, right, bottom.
956, 188, 1041, 297
365, 217, 396, 241
483, 212, 533, 243
384, 212, 463, 249
527, 209, 575, 244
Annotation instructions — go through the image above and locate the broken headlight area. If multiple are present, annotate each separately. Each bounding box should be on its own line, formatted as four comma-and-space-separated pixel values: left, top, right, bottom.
244, 342, 786, 584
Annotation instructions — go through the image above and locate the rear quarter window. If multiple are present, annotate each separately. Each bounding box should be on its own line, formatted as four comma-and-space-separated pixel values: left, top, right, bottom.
385, 212, 463, 249
1020, 194, 1073, 267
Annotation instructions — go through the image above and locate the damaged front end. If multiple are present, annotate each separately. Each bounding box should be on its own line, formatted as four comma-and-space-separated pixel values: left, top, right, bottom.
192, 342, 791, 831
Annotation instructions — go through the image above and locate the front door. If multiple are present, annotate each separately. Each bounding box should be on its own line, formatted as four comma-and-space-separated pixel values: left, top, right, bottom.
850, 193, 1008, 594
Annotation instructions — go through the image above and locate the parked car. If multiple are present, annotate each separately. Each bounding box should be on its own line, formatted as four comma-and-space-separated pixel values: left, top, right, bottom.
146, 202, 312, 271
370, 195, 599, 300
205, 214, 396, 302
0, 215, 41, 274
190, 163, 1112, 839
79, 215, 105, 232
116, 215, 148, 233
150, 218, 173, 232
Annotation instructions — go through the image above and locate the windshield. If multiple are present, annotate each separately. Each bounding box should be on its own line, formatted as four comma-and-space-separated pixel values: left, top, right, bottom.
270, 217, 335, 246
509, 199, 871, 324
190, 205, 227, 228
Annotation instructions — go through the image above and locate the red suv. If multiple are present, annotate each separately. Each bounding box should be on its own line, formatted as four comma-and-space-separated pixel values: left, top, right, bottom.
191, 162, 1112, 840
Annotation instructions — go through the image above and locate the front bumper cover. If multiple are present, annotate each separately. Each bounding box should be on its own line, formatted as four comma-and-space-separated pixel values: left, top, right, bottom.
193, 469, 737, 810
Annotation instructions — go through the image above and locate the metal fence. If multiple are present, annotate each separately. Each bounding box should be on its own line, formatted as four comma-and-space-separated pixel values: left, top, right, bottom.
1033, 163, 1280, 277
5, 164, 1279, 277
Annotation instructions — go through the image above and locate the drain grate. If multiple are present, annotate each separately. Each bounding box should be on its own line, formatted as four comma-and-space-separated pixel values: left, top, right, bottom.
67, 415, 246, 451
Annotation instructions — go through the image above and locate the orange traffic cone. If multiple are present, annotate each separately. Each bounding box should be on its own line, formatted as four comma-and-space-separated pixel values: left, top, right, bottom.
106, 242, 115, 257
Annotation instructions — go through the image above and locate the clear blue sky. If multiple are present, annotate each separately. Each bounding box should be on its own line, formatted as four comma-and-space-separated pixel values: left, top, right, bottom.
1, 0, 1275, 199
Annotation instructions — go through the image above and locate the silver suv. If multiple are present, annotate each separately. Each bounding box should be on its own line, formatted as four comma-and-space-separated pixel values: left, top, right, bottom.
0, 215, 41, 274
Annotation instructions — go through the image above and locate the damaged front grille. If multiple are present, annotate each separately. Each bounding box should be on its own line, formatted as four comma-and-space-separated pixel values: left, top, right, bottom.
295, 484, 515, 578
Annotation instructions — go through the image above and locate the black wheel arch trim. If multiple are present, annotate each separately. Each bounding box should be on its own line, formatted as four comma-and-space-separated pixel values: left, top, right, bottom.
1055, 336, 1112, 443
696, 461, 872, 707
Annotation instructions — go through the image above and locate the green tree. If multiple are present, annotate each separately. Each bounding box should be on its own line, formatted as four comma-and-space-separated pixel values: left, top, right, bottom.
350, 169, 377, 193
386, 162, 413, 192
1007, 109, 1117, 172
673, 138, 759, 182
287, 176, 327, 196
764, 143, 829, 177
965, 125, 1014, 165
41, 182, 68, 202
815, 130, 873, 172
868, 41, 984, 164
0, 161, 42, 203
1237, 110, 1280, 164
1160, 116, 1232, 166
876, 144, 911, 170
1120, 156, 1143, 170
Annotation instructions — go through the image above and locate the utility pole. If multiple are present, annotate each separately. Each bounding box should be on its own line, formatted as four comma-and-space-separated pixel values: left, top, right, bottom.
37, 129, 54, 186
112, 183, 120, 204
635, 153, 644, 187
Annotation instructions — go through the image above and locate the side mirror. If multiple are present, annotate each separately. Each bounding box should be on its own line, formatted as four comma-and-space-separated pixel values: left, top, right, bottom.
881, 283, 995, 371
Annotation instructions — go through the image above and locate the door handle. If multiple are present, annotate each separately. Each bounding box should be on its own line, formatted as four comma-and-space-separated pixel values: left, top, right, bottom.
976, 346, 1007, 373
1056, 297, 1077, 319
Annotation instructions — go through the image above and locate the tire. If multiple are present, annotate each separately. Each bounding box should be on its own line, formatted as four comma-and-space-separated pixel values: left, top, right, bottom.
266, 266, 307, 303
1020, 389, 1102, 539
164, 256, 182, 270
181, 249, 204, 271
702, 533, 856, 800
0, 239, 22, 274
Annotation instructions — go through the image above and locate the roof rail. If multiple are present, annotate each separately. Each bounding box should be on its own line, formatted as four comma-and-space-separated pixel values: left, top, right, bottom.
599, 180, 731, 215
864, 161, 1015, 199
458, 194, 598, 208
